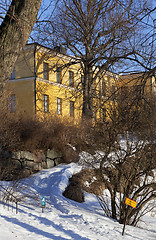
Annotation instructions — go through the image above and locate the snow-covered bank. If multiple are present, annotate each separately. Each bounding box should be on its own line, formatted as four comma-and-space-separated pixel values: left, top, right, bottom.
0, 163, 155, 240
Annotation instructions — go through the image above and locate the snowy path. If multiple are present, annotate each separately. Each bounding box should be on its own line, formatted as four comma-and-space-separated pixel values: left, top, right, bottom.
0, 163, 156, 240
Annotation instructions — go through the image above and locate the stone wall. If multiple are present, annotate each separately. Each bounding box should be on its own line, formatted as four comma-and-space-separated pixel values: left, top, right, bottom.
5, 149, 63, 172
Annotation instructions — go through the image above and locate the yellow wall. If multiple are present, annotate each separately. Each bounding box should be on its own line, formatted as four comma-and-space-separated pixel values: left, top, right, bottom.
7, 79, 35, 117
7, 44, 120, 122
35, 48, 82, 122
35, 50, 81, 86
6, 46, 36, 117
14, 46, 35, 79
7, 44, 153, 123
7, 44, 83, 122
92, 73, 119, 122
35, 80, 82, 121
119, 73, 153, 96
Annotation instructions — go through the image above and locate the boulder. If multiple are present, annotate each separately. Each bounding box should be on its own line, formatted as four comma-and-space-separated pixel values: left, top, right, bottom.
47, 158, 55, 168
20, 151, 34, 161
33, 150, 45, 163
12, 151, 21, 160
33, 162, 42, 171
47, 149, 62, 160
25, 160, 34, 168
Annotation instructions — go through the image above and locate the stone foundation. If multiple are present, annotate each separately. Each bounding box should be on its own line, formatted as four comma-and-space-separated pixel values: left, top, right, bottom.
2, 149, 63, 172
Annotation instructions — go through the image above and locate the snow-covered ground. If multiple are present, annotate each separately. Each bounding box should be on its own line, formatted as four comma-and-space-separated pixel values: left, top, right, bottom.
0, 163, 155, 240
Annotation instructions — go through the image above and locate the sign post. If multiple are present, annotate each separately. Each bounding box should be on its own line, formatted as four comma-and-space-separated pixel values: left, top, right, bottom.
41, 196, 46, 213
122, 197, 137, 236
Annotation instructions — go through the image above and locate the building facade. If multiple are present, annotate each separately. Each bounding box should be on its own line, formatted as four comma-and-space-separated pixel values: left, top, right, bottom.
7, 43, 118, 122
6, 43, 155, 122
7, 43, 83, 121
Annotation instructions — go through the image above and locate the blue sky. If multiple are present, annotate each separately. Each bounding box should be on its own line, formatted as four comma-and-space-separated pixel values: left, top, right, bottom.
0, 0, 155, 73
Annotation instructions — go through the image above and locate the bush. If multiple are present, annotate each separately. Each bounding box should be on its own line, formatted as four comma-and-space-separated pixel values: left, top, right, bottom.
0, 108, 95, 163
63, 181, 84, 203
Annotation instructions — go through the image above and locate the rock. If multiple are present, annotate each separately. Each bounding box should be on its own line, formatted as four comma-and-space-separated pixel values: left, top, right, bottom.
20, 168, 32, 178
42, 161, 47, 169
20, 151, 34, 161
33, 162, 42, 171
12, 151, 21, 160
25, 160, 34, 168
47, 149, 62, 160
54, 157, 63, 166
33, 150, 45, 163
47, 158, 55, 168
11, 159, 22, 169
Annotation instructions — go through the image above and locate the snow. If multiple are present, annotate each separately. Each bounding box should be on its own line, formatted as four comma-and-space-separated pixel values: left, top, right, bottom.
0, 163, 156, 240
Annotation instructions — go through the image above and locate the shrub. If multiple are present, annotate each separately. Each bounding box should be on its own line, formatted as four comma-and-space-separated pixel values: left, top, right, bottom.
63, 181, 84, 203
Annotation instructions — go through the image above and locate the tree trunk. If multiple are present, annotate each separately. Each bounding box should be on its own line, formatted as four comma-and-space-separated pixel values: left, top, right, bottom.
111, 190, 117, 220
82, 65, 94, 119
0, 0, 42, 96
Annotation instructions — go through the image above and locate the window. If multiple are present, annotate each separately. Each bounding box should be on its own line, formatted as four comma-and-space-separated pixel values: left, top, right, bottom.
56, 69, 61, 83
9, 95, 16, 112
92, 108, 96, 121
57, 98, 62, 115
43, 62, 49, 80
69, 71, 74, 87
70, 101, 74, 117
43, 94, 49, 112
9, 67, 15, 80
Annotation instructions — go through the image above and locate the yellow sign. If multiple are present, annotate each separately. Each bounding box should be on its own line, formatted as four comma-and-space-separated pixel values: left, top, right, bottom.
125, 198, 137, 208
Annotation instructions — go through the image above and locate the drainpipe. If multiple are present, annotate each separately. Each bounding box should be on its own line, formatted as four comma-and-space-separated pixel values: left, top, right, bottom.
34, 43, 37, 117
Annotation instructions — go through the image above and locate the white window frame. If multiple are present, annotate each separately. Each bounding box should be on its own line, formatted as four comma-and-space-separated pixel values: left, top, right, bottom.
43, 94, 49, 112
92, 107, 96, 121
57, 98, 62, 115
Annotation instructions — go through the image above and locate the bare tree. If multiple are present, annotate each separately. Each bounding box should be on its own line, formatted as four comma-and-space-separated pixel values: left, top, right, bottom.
78, 114, 156, 226
38, 0, 155, 119
0, 0, 42, 96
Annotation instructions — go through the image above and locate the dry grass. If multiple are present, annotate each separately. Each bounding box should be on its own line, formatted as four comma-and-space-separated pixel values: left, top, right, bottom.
0, 103, 95, 164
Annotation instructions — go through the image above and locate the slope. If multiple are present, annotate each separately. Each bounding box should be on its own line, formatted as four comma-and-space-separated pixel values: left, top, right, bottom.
0, 163, 155, 240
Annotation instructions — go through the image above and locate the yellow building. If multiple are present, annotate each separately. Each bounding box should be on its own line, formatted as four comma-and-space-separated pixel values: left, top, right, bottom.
6, 43, 155, 122
116, 72, 156, 125
7, 43, 83, 121
118, 72, 155, 97
7, 43, 119, 122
